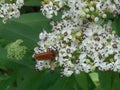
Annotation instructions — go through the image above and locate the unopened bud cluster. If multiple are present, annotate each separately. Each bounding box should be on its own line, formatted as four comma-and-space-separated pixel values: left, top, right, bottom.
7, 39, 27, 60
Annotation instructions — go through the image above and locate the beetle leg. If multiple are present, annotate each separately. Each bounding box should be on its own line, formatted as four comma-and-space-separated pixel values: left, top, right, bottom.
50, 55, 54, 61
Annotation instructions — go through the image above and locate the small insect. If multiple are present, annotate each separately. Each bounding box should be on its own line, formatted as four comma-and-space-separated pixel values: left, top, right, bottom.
34, 49, 58, 61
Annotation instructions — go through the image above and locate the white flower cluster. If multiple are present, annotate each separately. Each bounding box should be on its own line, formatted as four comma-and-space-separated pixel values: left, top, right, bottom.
63, 0, 120, 21
80, 22, 120, 72
33, 0, 120, 77
33, 20, 120, 77
0, 0, 24, 23
41, 0, 120, 21
41, 0, 65, 18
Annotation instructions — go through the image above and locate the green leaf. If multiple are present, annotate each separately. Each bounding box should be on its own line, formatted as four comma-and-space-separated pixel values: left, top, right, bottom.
112, 17, 120, 36
111, 73, 120, 90
0, 13, 52, 49
47, 75, 82, 90
15, 69, 92, 90
94, 86, 102, 90
15, 69, 59, 90
0, 47, 8, 65
0, 21, 35, 48
98, 71, 120, 90
89, 72, 99, 86
12, 12, 52, 31
24, 0, 41, 6
75, 72, 96, 90
98, 71, 113, 90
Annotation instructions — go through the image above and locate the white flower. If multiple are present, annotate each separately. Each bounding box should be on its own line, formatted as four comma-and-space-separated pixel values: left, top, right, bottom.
94, 17, 99, 22
90, 7, 94, 11
75, 69, 80, 74
62, 68, 73, 77
102, 14, 107, 18
41, 1, 61, 18
16, 0, 24, 8
78, 53, 86, 63
61, 29, 72, 41
35, 61, 51, 71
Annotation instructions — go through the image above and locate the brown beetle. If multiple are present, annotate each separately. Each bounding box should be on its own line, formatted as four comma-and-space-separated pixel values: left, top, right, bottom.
34, 50, 58, 61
